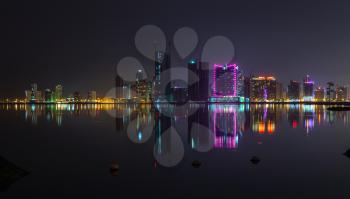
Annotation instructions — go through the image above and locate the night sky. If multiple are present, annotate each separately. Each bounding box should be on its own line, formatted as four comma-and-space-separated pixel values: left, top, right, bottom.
2, 0, 350, 98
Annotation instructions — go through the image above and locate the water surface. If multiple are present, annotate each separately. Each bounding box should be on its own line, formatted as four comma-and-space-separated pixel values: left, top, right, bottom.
1, 104, 350, 198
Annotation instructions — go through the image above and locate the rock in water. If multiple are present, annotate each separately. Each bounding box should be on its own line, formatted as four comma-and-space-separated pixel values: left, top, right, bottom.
0, 156, 29, 191
343, 149, 350, 159
110, 161, 119, 176
192, 160, 201, 168
250, 156, 261, 165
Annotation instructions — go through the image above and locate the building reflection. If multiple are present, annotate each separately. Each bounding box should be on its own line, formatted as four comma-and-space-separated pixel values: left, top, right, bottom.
209, 105, 241, 149
2, 104, 349, 149
250, 104, 277, 134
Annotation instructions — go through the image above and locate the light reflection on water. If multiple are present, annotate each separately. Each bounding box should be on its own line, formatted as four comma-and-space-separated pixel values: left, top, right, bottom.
2, 104, 350, 198
1, 103, 349, 150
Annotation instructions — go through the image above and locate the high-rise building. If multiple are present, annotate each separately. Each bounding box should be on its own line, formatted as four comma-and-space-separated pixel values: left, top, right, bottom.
336, 86, 348, 101
116, 72, 125, 101
25, 90, 32, 102
250, 76, 277, 102
35, 91, 42, 102
303, 75, 314, 101
44, 89, 54, 102
314, 87, 325, 102
276, 82, 284, 101
243, 76, 251, 100
88, 91, 97, 102
55, 85, 63, 101
188, 59, 209, 102
210, 64, 243, 102
288, 80, 301, 101
136, 70, 144, 82
154, 43, 172, 102
135, 80, 152, 102
30, 83, 38, 101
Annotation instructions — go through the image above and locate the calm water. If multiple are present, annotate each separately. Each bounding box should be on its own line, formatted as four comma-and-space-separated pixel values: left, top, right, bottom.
1, 104, 350, 198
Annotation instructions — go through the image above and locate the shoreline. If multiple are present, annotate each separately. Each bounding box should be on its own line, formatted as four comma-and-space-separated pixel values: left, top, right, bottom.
0, 102, 350, 105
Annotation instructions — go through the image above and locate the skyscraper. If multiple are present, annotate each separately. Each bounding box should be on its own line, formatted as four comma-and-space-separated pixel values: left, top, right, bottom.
188, 59, 209, 102
115, 67, 125, 102
44, 89, 54, 102
154, 43, 171, 102
243, 76, 251, 100
210, 64, 243, 102
30, 83, 38, 101
136, 69, 144, 82
336, 86, 348, 101
55, 84, 63, 101
303, 75, 314, 101
276, 82, 284, 102
288, 80, 301, 101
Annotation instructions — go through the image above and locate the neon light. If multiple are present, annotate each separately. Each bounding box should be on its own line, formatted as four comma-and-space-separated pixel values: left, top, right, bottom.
212, 64, 239, 98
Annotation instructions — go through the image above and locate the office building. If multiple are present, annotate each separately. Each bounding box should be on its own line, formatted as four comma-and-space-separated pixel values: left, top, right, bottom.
188, 59, 209, 102
88, 91, 97, 102
288, 80, 301, 101
303, 75, 314, 101
210, 64, 244, 102
250, 76, 277, 102
55, 85, 63, 101
314, 87, 325, 102
336, 86, 348, 101
44, 89, 54, 102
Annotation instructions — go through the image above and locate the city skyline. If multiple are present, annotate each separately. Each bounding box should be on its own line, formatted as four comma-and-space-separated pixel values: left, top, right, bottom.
2, 62, 349, 103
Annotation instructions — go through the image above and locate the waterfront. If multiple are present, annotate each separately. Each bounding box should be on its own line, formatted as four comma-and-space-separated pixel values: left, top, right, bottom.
1, 104, 350, 198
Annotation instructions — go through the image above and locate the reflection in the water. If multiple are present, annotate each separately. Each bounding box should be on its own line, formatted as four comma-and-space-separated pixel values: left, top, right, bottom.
2, 104, 350, 149
210, 105, 239, 149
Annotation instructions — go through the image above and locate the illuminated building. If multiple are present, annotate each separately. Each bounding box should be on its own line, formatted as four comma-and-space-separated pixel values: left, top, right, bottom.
136, 69, 144, 82
250, 76, 277, 102
188, 59, 209, 102
303, 75, 314, 101
314, 87, 325, 102
135, 80, 152, 103
55, 85, 63, 101
73, 92, 81, 102
44, 89, 54, 102
154, 43, 171, 102
25, 90, 32, 102
336, 86, 348, 101
243, 76, 251, 99
276, 82, 284, 101
88, 91, 97, 102
288, 80, 301, 101
210, 64, 244, 102
28, 83, 41, 102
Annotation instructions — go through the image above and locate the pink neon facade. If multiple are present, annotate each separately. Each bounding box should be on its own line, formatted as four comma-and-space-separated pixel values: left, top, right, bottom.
211, 105, 238, 149
212, 64, 239, 97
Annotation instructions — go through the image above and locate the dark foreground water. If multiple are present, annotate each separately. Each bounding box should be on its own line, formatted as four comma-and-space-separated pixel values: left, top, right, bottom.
1, 104, 350, 198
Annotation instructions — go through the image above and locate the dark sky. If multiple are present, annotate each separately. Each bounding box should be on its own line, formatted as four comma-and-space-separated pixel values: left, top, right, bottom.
2, 0, 350, 98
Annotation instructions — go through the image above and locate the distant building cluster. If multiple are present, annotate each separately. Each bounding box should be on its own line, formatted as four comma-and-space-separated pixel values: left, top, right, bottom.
23, 83, 106, 103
